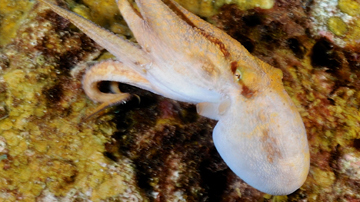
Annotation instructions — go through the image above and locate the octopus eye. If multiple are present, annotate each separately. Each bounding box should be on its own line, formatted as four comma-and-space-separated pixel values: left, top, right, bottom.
235, 69, 242, 81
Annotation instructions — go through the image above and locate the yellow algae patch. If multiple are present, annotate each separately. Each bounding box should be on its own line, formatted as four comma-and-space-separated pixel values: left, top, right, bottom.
0, 0, 34, 46
327, 17, 348, 36
80, 0, 120, 27
91, 174, 126, 200
2, 130, 27, 157
175, 0, 275, 17
338, 0, 360, 16
347, 20, 360, 45
71, 3, 92, 20
175, 0, 218, 17
312, 167, 336, 188
233, 0, 274, 10
215, 0, 274, 11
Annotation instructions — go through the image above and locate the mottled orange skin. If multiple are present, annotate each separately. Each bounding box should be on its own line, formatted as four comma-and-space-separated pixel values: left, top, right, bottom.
38, 0, 309, 195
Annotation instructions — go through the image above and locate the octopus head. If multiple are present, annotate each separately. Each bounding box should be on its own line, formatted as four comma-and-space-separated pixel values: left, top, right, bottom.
212, 82, 309, 195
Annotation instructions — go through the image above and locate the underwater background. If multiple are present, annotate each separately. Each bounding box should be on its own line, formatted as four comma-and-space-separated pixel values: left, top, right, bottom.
0, 0, 360, 201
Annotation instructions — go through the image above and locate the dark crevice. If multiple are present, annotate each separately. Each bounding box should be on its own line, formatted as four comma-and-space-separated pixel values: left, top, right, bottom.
199, 156, 228, 202
353, 139, 360, 151
311, 38, 341, 70
287, 38, 306, 59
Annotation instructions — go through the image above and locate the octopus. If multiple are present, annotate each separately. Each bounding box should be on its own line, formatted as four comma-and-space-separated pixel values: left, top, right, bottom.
38, 0, 310, 195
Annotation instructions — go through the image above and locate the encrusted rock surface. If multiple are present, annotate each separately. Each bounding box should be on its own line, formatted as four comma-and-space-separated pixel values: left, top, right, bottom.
310, 0, 360, 47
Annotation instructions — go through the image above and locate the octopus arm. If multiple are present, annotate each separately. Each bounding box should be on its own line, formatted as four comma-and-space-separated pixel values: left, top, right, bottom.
166, 0, 257, 66
119, 0, 229, 73
82, 60, 155, 103
38, 0, 151, 74
166, 0, 242, 51
82, 60, 160, 119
